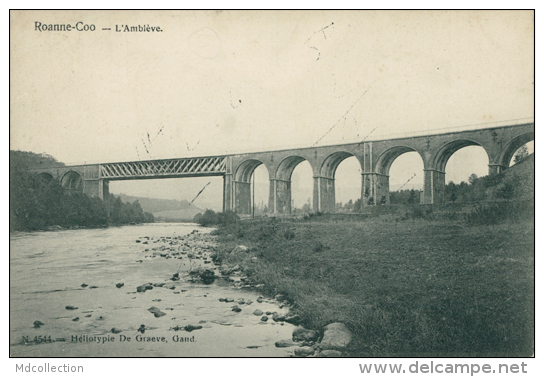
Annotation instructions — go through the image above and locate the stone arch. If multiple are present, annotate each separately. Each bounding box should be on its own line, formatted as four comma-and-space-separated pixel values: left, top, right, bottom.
375, 146, 423, 175
235, 159, 269, 183
61, 171, 83, 194
366, 146, 425, 206
275, 155, 311, 181
433, 139, 490, 173
320, 151, 362, 179
38, 172, 54, 183
498, 132, 534, 168
233, 159, 270, 215
271, 156, 313, 214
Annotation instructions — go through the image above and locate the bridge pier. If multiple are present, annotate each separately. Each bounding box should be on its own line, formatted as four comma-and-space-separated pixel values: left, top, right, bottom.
488, 163, 507, 175
223, 174, 233, 213
81, 179, 109, 200
269, 178, 291, 214
423, 169, 446, 204
362, 172, 390, 206
233, 180, 252, 215
313, 176, 336, 213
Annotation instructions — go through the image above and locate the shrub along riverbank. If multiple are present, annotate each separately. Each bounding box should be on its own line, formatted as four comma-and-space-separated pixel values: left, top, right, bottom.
10, 150, 155, 231
209, 208, 534, 357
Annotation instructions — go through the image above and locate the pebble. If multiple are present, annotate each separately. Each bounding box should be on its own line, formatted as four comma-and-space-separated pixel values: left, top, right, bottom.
295, 346, 315, 357
253, 309, 263, 316
274, 339, 299, 347
65, 306, 78, 310
116, 283, 124, 288
318, 350, 343, 357
33, 321, 45, 328
184, 325, 203, 332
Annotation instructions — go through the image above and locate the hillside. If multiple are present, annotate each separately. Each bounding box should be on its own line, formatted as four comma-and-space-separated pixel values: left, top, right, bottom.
503, 153, 534, 200
116, 194, 204, 221
9, 150, 153, 231
10, 150, 65, 170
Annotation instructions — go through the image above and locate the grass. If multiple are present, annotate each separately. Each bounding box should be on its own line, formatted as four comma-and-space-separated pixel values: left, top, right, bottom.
211, 210, 534, 357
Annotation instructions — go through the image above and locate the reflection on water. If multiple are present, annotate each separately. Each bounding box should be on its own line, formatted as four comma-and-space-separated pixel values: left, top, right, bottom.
10, 223, 295, 357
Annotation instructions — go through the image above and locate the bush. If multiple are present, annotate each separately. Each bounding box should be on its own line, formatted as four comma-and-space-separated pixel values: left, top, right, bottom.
464, 201, 532, 226
193, 213, 203, 224
283, 229, 296, 240
195, 209, 240, 227
313, 241, 326, 252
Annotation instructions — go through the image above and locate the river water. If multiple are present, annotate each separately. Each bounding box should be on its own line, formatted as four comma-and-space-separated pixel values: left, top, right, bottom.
9, 223, 296, 357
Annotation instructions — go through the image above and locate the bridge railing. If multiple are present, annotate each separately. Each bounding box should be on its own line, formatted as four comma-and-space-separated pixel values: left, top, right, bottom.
363, 117, 534, 142
99, 156, 227, 179
56, 117, 534, 165
213, 117, 534, 155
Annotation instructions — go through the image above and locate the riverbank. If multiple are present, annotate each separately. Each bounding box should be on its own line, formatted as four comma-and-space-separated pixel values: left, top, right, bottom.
209, 213, 534, 357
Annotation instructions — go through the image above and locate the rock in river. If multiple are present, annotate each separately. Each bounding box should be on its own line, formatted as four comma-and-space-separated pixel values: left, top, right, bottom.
137, 284, 153, 293
272, 313, 286, 322
284, 314, 301, 325
116, 283, 124, 288
33, 321, 45, 328
292, 327, 319, 342
184, 325, 203, 332
318, 350, 343, 357
275, 339, 299, 348
275, 294, 287, 302
253, 309, 263, 316
65, 305, 78, 310
147, 306, 166, 318
295, 346, 315, 356
319, 322, 352, 350
111, 328, 122, 334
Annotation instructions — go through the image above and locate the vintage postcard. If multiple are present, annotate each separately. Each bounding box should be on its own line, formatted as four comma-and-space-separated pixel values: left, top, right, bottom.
10, 9, 534, 368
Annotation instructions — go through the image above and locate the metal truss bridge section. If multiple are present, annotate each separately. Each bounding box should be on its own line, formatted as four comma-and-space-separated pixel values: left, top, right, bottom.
99, 156, 227, 180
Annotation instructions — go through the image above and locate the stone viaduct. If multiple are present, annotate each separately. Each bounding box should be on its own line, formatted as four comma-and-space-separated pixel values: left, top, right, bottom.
30, 121, 534, 215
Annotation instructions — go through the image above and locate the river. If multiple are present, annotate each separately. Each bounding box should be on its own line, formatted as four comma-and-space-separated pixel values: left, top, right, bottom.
9, 223, 296, 357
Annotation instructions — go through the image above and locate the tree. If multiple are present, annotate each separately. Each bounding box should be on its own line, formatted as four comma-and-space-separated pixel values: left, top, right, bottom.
513, 144, 529, 164
408, 190, 418, 204
353, 198, 361, 212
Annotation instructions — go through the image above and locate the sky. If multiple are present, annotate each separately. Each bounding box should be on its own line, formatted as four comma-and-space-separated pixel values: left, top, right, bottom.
10, 10, 534, 210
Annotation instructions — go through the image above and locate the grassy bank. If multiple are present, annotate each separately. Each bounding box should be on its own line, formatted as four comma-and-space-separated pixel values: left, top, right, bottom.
210, 210, 534, 357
